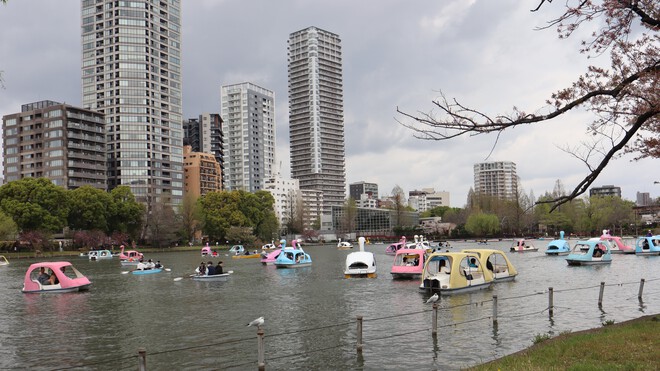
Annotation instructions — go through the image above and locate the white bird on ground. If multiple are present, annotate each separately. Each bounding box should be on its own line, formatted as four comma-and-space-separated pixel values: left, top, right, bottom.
247, 316, 265, 328
426, 293, 439, 304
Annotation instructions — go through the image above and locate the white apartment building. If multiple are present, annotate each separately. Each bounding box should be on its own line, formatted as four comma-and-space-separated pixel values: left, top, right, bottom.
221, 82, 276, 192
473, 161, 518, 200
408, 188, 450, 211
288, 26, 346, 213
81, 0, 184, 206
264, 174, 300, 229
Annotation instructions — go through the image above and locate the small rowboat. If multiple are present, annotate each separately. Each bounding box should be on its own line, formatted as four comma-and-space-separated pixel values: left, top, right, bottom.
131, 268, 163, 275
191, 273, 231, 281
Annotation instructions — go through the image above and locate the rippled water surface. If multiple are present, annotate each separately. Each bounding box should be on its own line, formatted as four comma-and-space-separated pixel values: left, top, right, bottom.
0, 240, 658, 370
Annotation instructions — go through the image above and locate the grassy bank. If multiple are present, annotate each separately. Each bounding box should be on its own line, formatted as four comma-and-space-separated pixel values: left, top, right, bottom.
467, 314, 660, 370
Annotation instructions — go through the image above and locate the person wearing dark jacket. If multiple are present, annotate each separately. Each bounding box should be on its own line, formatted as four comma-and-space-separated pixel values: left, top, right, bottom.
206, 261, 216, 275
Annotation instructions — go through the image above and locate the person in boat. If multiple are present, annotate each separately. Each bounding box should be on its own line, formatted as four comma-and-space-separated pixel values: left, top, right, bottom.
206, 261, 216, 275
647, 230, 653, 237
593, 246, 604, 257
215, 261, 224, 274
439, 259, 450, 274
486, 259, 494, 272
154, 261, 162, 269
37, 267, 50, 285
145, 259, 155, 269
468, 258, 478, 268
48, 266, 65, 285
196, 262, 207, 276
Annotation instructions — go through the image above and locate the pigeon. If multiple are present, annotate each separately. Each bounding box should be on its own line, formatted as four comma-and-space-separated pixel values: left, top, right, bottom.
426, 293, 439, 304
247, 316, 264, 328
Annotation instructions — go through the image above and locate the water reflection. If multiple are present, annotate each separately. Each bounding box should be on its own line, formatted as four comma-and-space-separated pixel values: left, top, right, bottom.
0, 241, 658, 370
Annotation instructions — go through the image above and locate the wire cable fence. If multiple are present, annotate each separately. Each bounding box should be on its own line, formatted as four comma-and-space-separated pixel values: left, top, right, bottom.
43, 276, 657, 370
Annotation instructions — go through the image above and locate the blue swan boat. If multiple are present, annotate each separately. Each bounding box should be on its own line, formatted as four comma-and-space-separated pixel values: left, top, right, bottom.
565, 240, 612, 266
635, 235, 660, 256
545, 231, 571, 256
274, 239, 312, 268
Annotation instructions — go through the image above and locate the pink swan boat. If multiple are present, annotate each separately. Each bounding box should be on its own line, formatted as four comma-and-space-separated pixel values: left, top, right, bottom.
22, 261, 92, 293
119, 245, 144, 264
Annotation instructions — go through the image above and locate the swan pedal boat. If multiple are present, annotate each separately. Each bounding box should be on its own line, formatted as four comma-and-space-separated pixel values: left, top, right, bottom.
420, 252, 493, 294
0, 255, 8, 266
22, 261, 91, 293
274, 240, 312, 268
228, 245, 245, 255
344, 237, 377, 278
337, 239, 353, 250
260, 248, 282, 265
590, 231, 635, 254
462, 249, 517, 282
510, 239, 538, 252
89, 249, 113, 260
390, 248, 426, 279
565, 240, 612, 266
635, 235, 660, 256
545, 231, 571, 256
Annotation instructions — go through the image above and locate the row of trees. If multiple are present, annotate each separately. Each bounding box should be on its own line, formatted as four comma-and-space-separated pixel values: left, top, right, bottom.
425, 179, 643, 238
0, 178, 280, 250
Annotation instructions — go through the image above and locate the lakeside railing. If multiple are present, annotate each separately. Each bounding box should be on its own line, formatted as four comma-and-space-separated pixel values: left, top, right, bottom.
47, 276, 660, 371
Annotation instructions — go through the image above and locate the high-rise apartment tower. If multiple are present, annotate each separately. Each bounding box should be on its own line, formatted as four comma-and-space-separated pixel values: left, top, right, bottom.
81, 0, 184, 205
287, 26, 346, 213
221, 82, 276, 192
473, 161, 518, 200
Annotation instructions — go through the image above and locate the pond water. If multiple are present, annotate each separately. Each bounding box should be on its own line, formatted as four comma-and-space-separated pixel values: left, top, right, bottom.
0, 239, 658, 370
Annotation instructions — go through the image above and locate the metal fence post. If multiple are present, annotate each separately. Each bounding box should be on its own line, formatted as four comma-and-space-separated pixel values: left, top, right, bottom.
432, 303, 438, 336
257, 328, 265, 371
492, 295, 498, 325
638, 278, 645, 300
138, 348, 146, 371
548, 287, 554, 317
598, 281, 605, 307
357, 316, 363, 353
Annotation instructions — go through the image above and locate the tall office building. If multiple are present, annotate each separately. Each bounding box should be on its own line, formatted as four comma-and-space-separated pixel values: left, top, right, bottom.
473, 161, 518, 200
2, 100, 106, 189
183, 113, 224, 189
287, 26, 346, 214
81, 0, 184, 206
221, 82, 276, 192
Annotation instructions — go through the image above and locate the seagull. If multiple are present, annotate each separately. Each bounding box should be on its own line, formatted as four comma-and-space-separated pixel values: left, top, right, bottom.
247, 316, 264, 328
426, 293, 439, 304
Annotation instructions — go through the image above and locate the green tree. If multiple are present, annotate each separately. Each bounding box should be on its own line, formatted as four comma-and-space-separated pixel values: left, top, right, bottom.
465, 212, 500, 237
0, 210, 18, 240
67, 186, 112, 232
199, 191, 249, 242
0, 178, 69, 232
241, 191, 278, 242
107, 186, 144, 238
226, 226, 256, 246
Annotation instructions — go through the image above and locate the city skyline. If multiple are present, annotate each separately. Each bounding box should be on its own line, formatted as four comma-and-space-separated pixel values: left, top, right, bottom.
1, 1, 657, 207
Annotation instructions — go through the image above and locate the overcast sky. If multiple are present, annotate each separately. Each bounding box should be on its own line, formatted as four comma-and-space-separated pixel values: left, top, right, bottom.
1, 1, 657, 207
